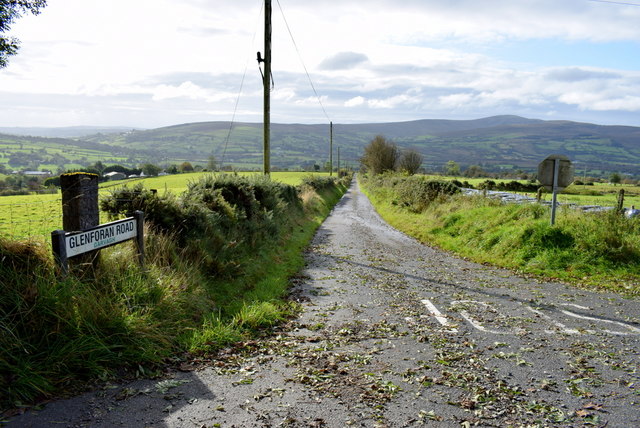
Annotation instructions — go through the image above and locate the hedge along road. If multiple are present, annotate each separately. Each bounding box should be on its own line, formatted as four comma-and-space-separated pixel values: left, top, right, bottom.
8, 179, 640, 427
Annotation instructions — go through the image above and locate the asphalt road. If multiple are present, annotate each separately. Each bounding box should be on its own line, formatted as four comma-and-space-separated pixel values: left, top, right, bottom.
8, 179, 640, 427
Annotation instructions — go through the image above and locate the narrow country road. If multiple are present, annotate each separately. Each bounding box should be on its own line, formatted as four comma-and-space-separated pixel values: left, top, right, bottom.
9, 179, 640, 427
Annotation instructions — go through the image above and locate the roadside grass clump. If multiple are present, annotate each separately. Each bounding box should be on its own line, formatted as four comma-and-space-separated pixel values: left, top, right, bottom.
360, 173, 640, 295
394, 176, 460, 213
1, 173, 349, 410
364, 173, 460, 213
300, 174, 338, 192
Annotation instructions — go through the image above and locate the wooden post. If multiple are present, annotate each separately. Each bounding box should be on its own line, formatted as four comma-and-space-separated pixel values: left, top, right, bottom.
60, 172, 99, 272
61, 173, 99, 231
617, 189, 625, 213
51, 229, 68, 276
550, 158, 560, 226
263, 0, 272, 176
134, 210, 145, 268
329, 121, 333, 176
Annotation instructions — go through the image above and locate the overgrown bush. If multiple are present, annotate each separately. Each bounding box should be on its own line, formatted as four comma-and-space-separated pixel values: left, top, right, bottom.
477, 179, 540, 192
100, 174, 301, 277
2, 174, 347, 409
300, 175, 337, 192
394, 176, 461, 213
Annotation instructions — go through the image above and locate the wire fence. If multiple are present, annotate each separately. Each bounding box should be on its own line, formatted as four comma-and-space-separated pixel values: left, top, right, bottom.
0, 178, 148, 243
0, 196, 63, 242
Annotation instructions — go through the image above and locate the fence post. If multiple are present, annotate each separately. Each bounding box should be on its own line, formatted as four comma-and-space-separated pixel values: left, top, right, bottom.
617, 189, 625, 214
133, 210, 145, 268
60, 173, 99, 272
51, 229, 68, 276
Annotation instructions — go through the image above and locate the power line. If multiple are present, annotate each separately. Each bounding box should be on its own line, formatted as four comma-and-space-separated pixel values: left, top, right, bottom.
219, 1, 264, 170
275, 0, 331, 123
588, 0, 640, 6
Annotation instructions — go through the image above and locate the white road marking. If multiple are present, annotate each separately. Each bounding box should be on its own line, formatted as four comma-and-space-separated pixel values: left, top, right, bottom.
458, 311, 512, 335
560, 309, 640, 336
451, 300, 518, 335
526, 306, 582, 335
420, 299, 457, 332
560, 303, 591, 310
420, 299, 639, 337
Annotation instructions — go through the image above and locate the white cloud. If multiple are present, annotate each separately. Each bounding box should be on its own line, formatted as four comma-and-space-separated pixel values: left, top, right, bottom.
345, 96, 365, 107
439, 93, 476, 109
2, 0, 640, 127
152, 82, 209, 102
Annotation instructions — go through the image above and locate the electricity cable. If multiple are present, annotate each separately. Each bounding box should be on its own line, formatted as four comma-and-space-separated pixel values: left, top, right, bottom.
219, 1, 264, 170
588, 0, 640, 6
275, 0, 331, 123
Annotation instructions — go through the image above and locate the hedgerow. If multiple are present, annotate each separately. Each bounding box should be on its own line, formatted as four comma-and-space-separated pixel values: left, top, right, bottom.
1, 173, 347, 409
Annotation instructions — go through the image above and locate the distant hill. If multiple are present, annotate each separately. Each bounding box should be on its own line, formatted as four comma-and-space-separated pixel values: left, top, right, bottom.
1, 116, 639, 176
0, 126, 141, 138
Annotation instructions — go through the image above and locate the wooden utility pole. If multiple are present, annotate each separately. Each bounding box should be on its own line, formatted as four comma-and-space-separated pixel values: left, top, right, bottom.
337, 146, 340, 176
329, 121, 333, 176
263, 0, 272, 176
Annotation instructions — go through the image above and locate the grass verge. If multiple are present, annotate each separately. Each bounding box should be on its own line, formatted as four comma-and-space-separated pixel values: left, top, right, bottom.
0, 173, 350, 410
360, 173, 640, 296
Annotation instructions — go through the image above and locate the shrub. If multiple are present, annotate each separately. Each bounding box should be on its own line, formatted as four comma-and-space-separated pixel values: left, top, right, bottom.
395, 176, 460, 213
478, 180, 497, 190
100, 174, 301, 277
300, 175, 337, 192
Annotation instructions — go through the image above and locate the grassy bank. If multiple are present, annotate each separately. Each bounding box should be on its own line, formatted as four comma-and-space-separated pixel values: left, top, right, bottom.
360, 173, 640, 296
0, 173, 350, 410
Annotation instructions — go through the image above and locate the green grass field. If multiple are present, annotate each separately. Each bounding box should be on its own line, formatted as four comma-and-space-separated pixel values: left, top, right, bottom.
0, 172, 332, 240
3, 171, 638, 241
440, 175, 640, 208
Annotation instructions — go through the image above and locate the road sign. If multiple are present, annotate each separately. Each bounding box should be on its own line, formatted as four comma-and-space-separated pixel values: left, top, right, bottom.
538, 155, 574, 225
538, 154, 574, 191
65, 217, 137, 257
52, 211, 145, 275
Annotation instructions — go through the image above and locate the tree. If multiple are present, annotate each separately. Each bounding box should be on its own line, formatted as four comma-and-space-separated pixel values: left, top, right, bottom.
179, 161, 194, 172
463, 165, 486, 178
92, 161, 105, 174
443, 160, 460, 177
1, 1, 48, 68
360, 135, 399, 175
206, 155, 217, 171
397, 149, 423, 175
140, 163, 161, 176
610, 172, 622, 186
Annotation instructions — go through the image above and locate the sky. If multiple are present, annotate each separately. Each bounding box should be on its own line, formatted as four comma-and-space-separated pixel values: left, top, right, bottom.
1, 0, 640, 129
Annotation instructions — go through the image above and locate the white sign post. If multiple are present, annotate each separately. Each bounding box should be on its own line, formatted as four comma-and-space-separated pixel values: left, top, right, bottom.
538, 155, 574, 225
52, 211, 144, 275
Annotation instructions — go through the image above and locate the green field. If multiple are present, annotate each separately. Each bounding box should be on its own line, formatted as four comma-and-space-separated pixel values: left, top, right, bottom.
3, 171, 639, 241
439, 175, 640, 208
0, 172, 332, 240
101, 171, 331, 193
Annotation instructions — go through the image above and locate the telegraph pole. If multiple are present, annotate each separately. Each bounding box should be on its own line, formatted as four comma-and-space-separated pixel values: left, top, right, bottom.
329, 121, 333, 176
263, 0, 272, 176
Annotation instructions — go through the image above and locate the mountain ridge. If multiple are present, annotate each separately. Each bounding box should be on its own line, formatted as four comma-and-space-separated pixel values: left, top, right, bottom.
1, 115, 638, 176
